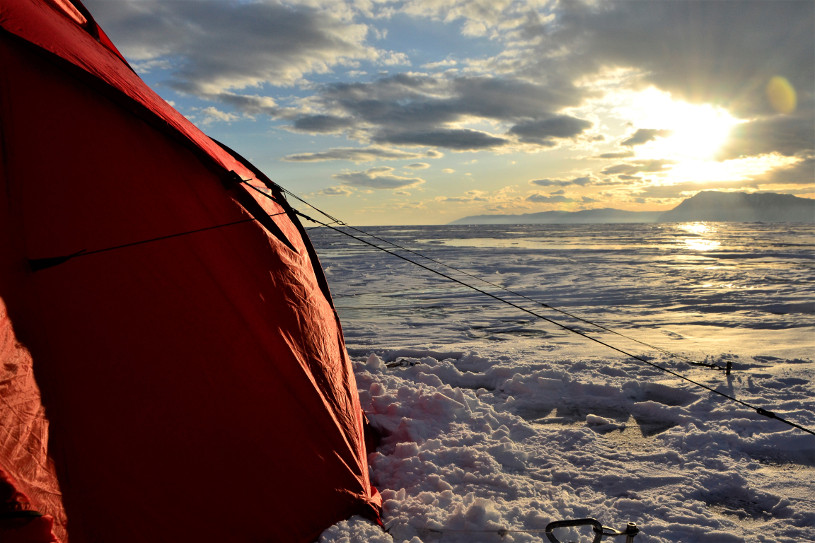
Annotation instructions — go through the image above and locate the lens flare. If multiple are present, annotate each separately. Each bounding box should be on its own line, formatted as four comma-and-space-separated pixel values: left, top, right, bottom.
766, 76, 797, 114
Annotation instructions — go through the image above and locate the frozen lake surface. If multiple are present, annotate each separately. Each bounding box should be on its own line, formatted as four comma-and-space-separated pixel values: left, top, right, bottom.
310, 222, 815, 543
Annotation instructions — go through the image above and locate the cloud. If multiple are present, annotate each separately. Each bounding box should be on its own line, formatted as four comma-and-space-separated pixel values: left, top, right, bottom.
451, 77, 582, 120
423, 58, 459, 70
436, 186, 527, 210
718, 117, 815, 159
283, 147, 440, 163
333, 166, 425, 189
84, 0, 379, 94
633, 181, 750, 199
398, 0, 528, 37
375, 129, 508, 150
292, 115, 355, 133
292, 73, 588, 151
196, 106, 239, 125
622, 128, 672, 146
602, 160, 674, 176
406, 163, 431, 169
597, 151, 635, 159
436, 190, 490, 203
530, 179, 563, 187
214, 93, 278, 116
509, 115, 593, 145
527, 193, 573, 203
570, 176, 594, 186
317, 74, 460, 129
531, 175, 597, 187
317, 186, 354, 196
544, 1, 813, 116
747, 155, 815, 187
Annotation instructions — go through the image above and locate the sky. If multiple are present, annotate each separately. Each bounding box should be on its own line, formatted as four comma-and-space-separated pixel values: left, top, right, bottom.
83, 0, 815, 225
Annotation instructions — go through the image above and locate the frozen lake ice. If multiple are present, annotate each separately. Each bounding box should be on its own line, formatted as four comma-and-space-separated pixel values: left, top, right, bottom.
311, 222, 815, 543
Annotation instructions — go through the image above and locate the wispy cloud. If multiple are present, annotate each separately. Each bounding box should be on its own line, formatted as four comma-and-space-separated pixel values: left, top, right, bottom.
283, 147, 441, 163
195, 106, 240, 125
622, 129, 672, 147
602, 160, 674, 176
509, 116, 593, 146
597, 151, 635, 159
333, 166, 425, 189
316, 186, 354, 197
292, 115, 356, 133
531, 176, 597, 188
436, 190, 490, 204
375, 128, 508, 150
527, 193, 574, 203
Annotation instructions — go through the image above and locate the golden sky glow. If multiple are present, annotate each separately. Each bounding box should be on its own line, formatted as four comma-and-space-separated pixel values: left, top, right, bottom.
85, 0, 815, 225
622, 88, 739, 162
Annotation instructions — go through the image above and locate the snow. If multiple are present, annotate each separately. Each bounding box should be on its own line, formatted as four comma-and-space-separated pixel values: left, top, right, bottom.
311, 223, 815, 543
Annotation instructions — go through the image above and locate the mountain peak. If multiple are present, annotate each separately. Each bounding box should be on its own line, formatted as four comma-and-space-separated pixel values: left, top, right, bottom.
450, 191, 815, 224
661, 191, 815, 223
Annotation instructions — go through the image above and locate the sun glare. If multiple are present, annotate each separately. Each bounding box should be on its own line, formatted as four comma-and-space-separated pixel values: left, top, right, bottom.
625, 88, 740, 161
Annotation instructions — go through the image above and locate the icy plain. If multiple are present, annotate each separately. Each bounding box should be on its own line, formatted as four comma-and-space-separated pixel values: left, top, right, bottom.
311, 222, 815, 543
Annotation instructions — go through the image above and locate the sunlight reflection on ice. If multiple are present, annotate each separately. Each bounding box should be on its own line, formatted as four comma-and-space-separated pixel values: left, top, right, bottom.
685, 238, 721, 251
679, 222, 722, 251
678, 222, 716, 236
311, 223, 815, 353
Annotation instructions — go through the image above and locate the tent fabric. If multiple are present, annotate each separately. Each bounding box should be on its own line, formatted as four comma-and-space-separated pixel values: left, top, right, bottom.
0, 309, 64, 542
0, 1, 381, 541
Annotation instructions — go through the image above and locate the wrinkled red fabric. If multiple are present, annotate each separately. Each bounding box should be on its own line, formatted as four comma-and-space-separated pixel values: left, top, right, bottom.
0, 308, 66, 542
0, 1, 381, 541
0, 466, 60, 543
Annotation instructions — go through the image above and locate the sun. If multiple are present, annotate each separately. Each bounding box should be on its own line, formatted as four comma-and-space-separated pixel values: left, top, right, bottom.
624, 87, 740, 162
592, 86, 801, 186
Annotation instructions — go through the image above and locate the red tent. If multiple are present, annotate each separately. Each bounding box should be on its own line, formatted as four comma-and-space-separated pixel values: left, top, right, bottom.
0, 1, 381, 541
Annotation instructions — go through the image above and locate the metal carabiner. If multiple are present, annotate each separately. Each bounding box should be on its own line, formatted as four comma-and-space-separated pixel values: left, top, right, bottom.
545, 518, 604, 543
545, 518, 639, 543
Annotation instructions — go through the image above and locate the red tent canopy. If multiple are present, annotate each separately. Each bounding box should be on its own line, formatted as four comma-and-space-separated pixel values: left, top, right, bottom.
0, 1, 380, 541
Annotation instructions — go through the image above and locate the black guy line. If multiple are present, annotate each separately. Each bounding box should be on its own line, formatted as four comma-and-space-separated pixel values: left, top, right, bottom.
29, 214, 285, 271
293, 209, 814, 436
278, 184, 721, 370
241, 180, 814, 436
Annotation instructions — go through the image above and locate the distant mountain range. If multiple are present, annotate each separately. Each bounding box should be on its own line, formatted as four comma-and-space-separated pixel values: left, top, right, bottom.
450, 191, 815, 225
